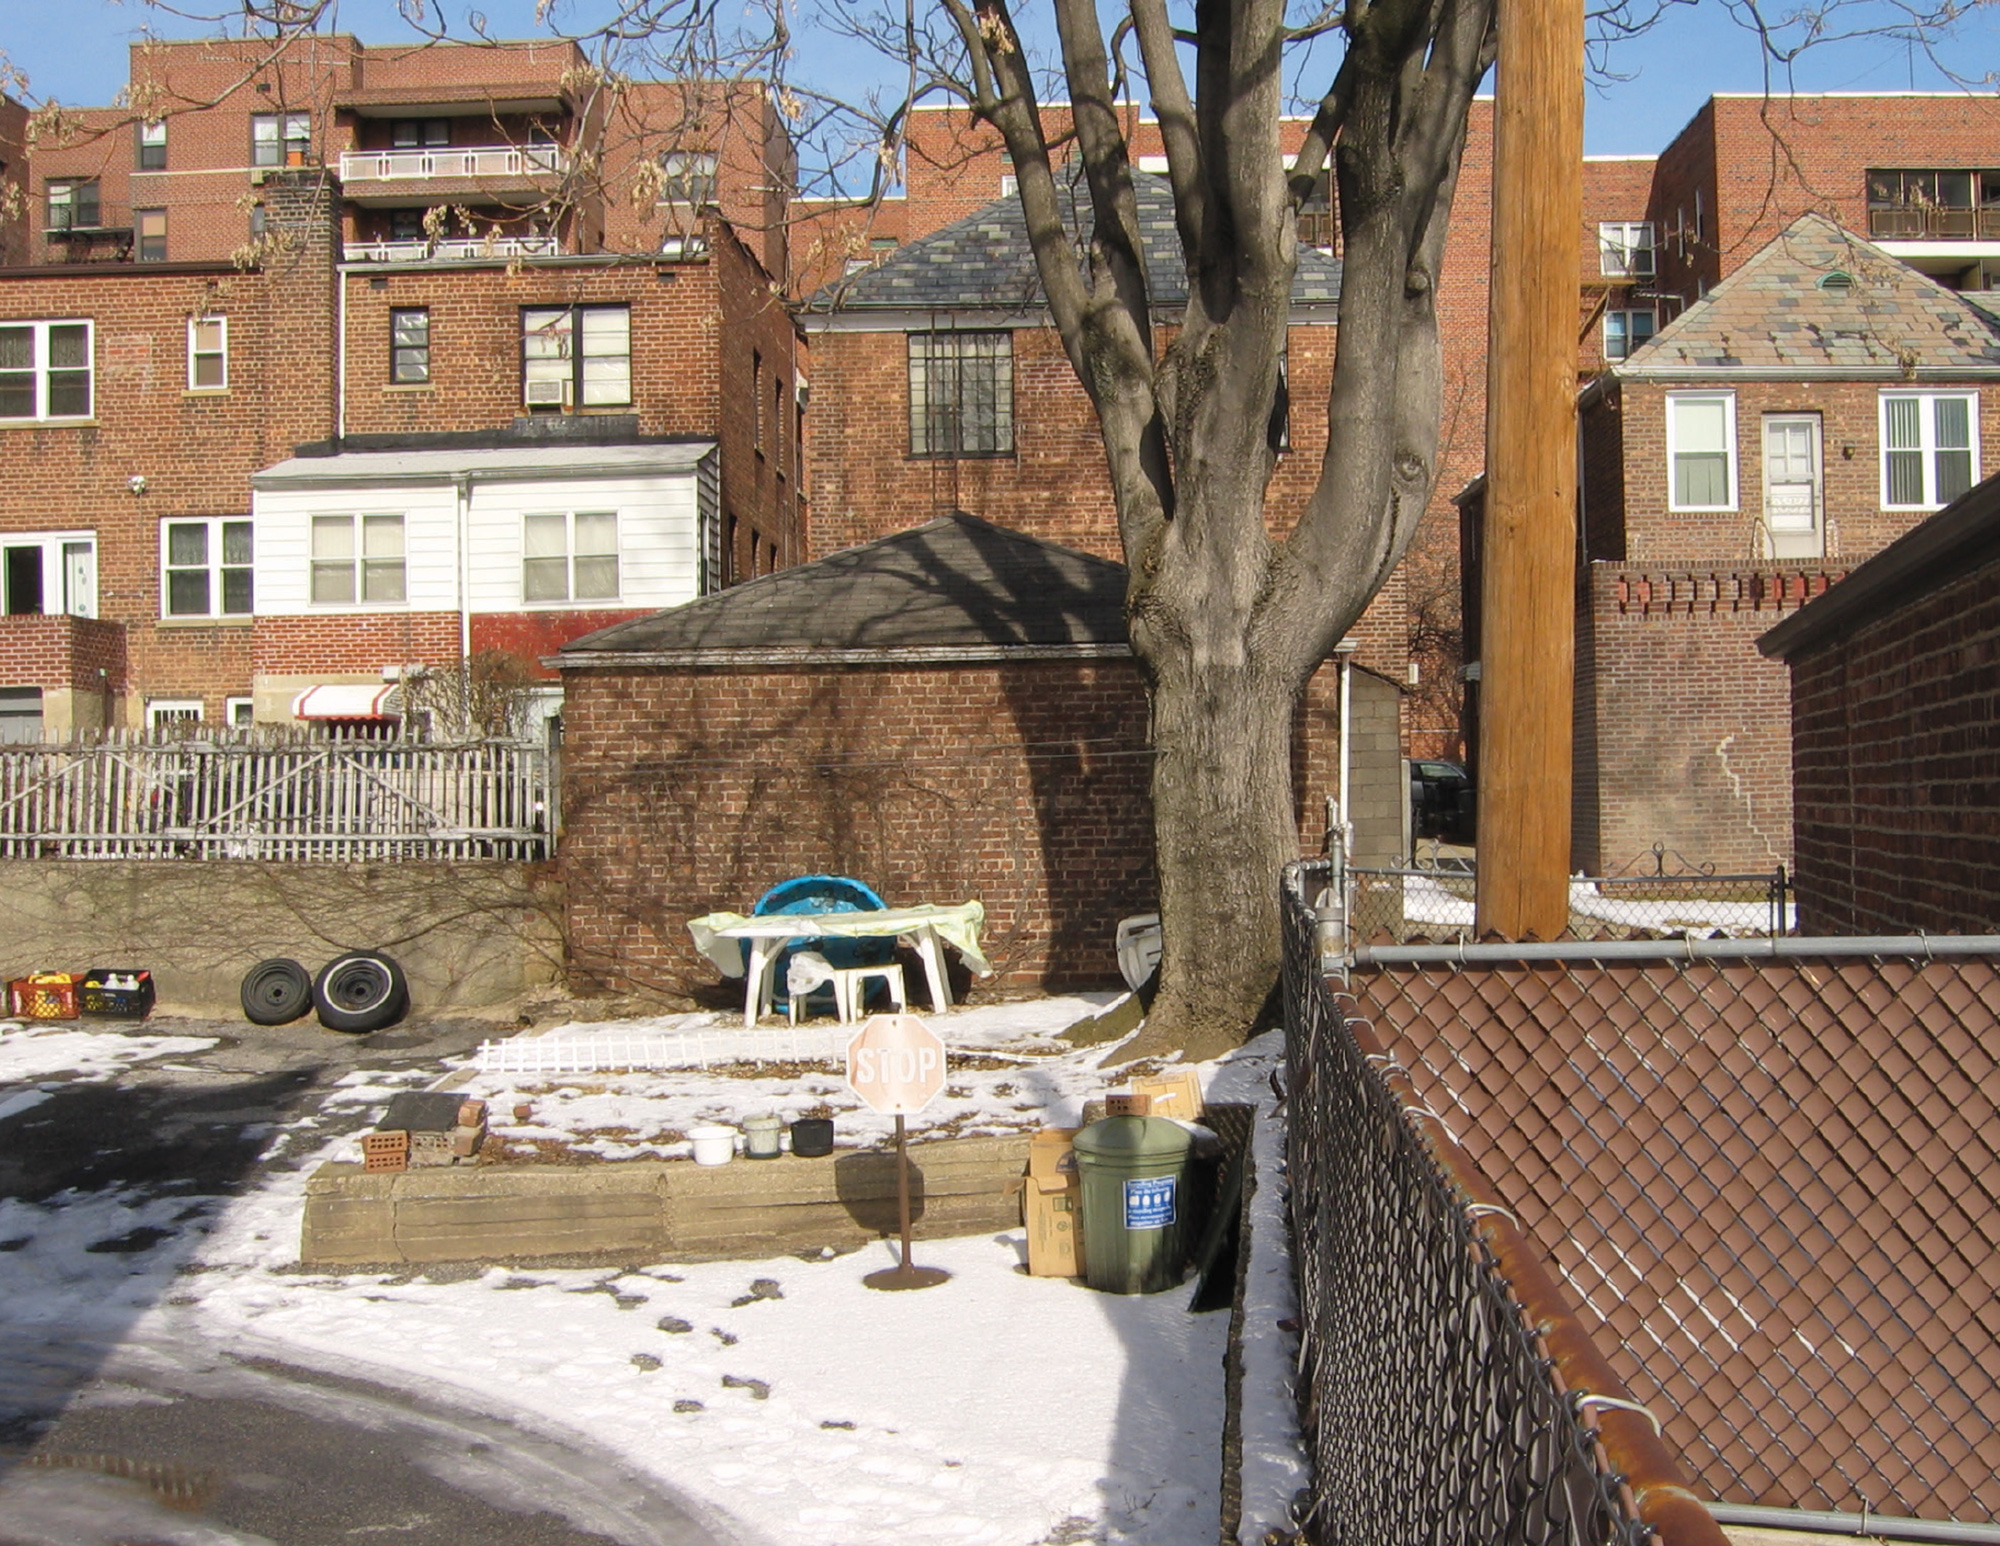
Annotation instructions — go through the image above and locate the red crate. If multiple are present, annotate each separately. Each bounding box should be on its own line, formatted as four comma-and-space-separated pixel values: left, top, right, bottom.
8, 974, 81, 1020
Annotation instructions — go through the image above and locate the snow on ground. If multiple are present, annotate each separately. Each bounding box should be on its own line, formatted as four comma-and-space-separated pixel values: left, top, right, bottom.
0, 998, 1303, 1546
0, 1024, 217, 1084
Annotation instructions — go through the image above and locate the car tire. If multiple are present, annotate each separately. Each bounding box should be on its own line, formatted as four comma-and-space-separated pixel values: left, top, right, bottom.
241, 958, 313, 1026
313, 951, 409, 1034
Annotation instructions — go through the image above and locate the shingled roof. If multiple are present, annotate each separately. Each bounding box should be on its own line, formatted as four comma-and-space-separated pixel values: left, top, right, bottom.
805, 171, 1342, 317
558, 512, 1130, 664
1616, 213, 2000, 380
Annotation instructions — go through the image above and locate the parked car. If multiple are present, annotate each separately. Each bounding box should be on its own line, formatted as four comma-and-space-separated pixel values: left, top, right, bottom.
1411, 760, 1475, 842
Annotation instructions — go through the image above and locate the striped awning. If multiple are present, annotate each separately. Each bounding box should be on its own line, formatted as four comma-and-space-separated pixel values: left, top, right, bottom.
291, 684, 403, 720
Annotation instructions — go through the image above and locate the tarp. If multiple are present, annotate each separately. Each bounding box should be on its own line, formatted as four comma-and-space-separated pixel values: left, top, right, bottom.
688, 901, 992, 980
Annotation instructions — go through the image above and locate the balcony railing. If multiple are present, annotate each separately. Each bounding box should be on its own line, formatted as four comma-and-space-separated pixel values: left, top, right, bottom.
44, 202, 133, 236
338, 145, 566, 184
1868, 204, 2000, 241
345, 234, 564, 264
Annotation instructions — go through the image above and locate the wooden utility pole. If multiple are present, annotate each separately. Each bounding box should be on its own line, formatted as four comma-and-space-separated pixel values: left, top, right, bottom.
1474, 0, 1584, 940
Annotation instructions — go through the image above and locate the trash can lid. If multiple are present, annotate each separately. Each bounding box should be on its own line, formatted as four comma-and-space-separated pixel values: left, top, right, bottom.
1073, 1114, 1195, 1161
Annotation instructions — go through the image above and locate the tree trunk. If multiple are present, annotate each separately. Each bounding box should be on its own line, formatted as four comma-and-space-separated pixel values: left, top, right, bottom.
1125, 644, 1300, 1061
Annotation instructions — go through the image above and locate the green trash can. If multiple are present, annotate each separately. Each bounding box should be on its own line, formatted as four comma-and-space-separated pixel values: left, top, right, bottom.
1073, 1115, 1195, 1294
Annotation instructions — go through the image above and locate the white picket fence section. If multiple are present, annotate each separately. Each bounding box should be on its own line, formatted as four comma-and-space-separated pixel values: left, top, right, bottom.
0, 730, 553, 861
473, 1027, 853, 1074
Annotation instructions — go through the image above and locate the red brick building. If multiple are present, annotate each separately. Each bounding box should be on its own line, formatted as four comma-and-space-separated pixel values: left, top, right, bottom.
1, 37, 802, 739
1461, 214, 2000, 873
1760, 471, 2000, 934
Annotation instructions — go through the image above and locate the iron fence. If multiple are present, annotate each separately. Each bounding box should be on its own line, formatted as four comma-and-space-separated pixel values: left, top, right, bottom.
1348, 939, 2000, 1527
1346, 846, 1793, 946
1280, 862, 1695, 1545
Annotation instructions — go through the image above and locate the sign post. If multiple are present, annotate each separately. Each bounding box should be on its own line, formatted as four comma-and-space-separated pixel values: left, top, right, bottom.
845, 1014, 950, 1291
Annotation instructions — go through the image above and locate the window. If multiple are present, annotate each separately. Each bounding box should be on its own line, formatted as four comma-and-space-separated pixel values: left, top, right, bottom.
753, 351, 764, 453
521, 305, 630, 408
138, 119, 167, 170
148, 699, 204, 728
523, 511, 619, 602
311, 514, 406, 605
908, 331, 1013, 456
1604, 309, 1656, 361
999, 174, 1019, 198
1666, 392, 1736, 511
0, 687, 43, 745
658, 150, 717, 205
390, 308, 430, 383
249, 204, 267, 240
188, 316, 227, 389
1598, 221, 1656, 279
1867, 168, 2000, 240
1882, 391, 1978, 509
391, 119, 451, 149
227, 697, 255, 728
3, 533, 95, 617
163, 518, 252, 618
45, 179, 101, 231
136, 208, 167, 262
0, 320, 93, 421
251, 112, 311, 167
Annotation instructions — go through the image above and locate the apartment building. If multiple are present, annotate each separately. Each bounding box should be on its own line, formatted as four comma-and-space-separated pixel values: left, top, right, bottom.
0, 38, 802, 740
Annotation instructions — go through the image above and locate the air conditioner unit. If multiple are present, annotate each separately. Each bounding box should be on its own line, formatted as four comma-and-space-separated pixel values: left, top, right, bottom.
249, 169, 267, 186
523, 378, 569, 407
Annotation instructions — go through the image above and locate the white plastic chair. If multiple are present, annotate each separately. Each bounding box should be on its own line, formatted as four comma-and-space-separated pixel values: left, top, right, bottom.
786, 950, 907, 1024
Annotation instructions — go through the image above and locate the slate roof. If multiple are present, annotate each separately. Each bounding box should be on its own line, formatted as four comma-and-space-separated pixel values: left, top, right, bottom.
1617, 213, 2000, 379
559, 511, 1130, 660
806, 171, 1342, 315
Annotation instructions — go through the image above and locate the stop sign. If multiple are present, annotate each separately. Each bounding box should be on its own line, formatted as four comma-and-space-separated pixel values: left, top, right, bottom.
846, 1014, 947, 1115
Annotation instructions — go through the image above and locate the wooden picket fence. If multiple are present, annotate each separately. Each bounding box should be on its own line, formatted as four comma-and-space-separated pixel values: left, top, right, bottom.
0, 729, 554, 861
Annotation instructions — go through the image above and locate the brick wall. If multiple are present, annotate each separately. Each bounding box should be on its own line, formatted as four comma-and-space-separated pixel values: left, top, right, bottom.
1579, 564, 1841, 873
1610, 378, 1995, 567
1789, 552, 2000, 934
557, 658, 1160, 997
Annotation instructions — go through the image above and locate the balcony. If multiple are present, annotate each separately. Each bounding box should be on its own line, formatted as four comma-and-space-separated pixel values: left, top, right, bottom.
43, 202, 133, 237
337, 145, 567, 205
1868, 205, 2000, 242
345, 234, 565, 264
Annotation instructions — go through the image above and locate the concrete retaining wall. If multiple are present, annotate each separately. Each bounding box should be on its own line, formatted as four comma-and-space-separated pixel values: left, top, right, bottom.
301, 1135, 1031, 1266
0, 859, 564, 1017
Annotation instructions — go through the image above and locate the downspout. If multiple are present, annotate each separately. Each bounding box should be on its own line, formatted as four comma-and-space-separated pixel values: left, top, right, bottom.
1337, 643, 1353, 853
335, 267, 347, 444
456, 473, 472, 697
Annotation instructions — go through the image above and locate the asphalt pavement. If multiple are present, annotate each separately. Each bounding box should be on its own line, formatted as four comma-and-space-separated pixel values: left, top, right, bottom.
0, 1008, 746, 1546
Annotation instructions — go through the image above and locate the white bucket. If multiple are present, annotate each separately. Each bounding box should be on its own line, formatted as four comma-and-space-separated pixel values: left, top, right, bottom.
689, 1125, 737, 1166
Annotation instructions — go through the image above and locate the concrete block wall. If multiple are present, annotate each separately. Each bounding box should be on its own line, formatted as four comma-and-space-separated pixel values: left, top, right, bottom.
1789, 552, 2000, 934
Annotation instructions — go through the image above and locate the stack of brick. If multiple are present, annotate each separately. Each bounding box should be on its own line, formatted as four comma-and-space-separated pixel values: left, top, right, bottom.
363, 1091, 487, 1173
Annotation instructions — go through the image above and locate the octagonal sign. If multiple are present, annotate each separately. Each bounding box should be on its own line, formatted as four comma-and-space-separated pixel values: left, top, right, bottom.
846, 1014, 947, 1116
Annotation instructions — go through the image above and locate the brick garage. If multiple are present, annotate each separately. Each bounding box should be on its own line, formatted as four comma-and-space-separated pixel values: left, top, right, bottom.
555, 514, 1156, 997
1762, 473, 2000, 935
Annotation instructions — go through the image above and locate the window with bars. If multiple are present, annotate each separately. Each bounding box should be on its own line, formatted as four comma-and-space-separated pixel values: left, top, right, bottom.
523, 511, 619, 603
163, 517, 252, 618
1881, 391, 1978, 509
521, 305, 630, 408
390, 308, 430, 383
908, 331, 1013, 457
311, 514, 406, 605
0, 321, 92, 421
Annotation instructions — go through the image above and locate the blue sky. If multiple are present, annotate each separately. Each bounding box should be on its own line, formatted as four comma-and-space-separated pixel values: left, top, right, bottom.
1, 0, 1991, 160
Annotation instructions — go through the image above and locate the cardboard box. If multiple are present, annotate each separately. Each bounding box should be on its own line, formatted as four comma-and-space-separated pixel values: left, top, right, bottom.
1105, 1092, 1153, 1118
1023, 1128, 1087, 1278
1132, 1069, 1206, 1121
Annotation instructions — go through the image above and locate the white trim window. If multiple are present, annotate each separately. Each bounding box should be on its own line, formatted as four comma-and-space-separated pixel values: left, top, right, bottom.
0, 320, 93, 421
1604, 308, 1656, 362
521, 305, 631, 409
1667, 391, 1738, 511
226, 696, 255, 728
188, 316, 227, 390
1598, 222, 1657, 279
163, 517, 253, 618
311, 513, 406, 605
2, 532, 96, 617
1881, 390, 1978, 510
524, 511, 620, 603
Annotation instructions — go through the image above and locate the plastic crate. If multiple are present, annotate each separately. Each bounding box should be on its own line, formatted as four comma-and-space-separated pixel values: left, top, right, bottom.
7, 973, 81, 1021
80, 967, 155, 1021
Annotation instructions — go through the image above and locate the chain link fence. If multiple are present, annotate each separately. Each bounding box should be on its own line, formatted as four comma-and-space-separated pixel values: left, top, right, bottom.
1348, 942, 2000, 1525
1346, 847, 1793, 947
1280, 863, 1670, 1545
